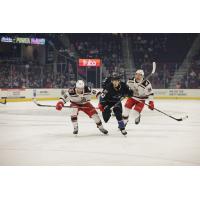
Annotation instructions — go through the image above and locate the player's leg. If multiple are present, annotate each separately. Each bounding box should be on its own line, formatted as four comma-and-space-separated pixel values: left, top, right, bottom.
102, 104, 112, 123
91, 113, 108, 134
122, 98, 135, 126
70, 103, 79, 134
81, 102, 108, 134
133, 100, 145, 125
113, 102, 127, 135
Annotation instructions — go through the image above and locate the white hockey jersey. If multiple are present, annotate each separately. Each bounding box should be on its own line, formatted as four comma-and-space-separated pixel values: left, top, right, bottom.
127, 78, 154, 100
59, 86, 94, 105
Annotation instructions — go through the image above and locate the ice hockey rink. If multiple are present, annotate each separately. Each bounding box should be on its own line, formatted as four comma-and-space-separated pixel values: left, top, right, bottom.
0, 99, 200, 166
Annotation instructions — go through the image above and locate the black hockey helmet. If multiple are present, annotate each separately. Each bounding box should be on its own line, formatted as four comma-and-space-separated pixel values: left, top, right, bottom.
111, 72, 120, 81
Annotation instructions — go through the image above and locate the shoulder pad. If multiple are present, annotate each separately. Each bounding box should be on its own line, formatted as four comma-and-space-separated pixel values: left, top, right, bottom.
84, 86, 91, 93
141, 80, 150, 87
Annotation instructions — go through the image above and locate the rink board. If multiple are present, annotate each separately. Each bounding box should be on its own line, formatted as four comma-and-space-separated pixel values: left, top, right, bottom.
1, 88, 200, 102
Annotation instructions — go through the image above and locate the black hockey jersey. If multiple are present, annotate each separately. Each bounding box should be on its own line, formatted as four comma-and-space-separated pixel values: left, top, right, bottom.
100, 82, 133, 104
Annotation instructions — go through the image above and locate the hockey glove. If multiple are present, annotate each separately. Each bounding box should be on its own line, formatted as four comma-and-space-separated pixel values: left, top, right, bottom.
98, 103, 104, 112
148, 101, 154, 110
56, 101, 64, 111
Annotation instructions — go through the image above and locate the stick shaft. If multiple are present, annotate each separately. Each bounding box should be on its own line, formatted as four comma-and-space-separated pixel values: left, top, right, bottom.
143, 101, 182, 121
33, 99, 100, 109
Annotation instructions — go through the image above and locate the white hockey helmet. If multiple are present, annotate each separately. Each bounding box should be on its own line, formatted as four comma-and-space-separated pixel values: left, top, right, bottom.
135, 69, 144, 76
76, 80, 85, 89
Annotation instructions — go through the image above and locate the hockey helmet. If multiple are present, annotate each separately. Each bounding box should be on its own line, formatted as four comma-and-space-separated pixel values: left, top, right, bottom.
76, 80, 85, 89
135, 69, 144, 76
111, 72, 120, 81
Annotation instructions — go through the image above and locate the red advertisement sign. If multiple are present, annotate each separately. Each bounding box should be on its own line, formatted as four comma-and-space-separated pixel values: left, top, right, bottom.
79, 59, 101, 67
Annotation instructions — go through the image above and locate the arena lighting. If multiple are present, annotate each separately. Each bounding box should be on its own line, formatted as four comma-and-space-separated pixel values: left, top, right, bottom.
15, 37, 30, 44
1, 37, 13, 43
31, 38, 45, 45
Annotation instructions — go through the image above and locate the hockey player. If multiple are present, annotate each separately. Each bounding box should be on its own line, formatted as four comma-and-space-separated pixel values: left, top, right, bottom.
122, 69, 154, 126
56, 80, 108, 135
95, 72, 120, 98
99, 72, 121, 117
98, 74, 133, 135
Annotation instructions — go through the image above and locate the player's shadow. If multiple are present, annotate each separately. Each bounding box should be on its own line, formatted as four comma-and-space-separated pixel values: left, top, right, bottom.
45, 132, 108, 139
124, 130, 168, 138
128, 134, 168, 138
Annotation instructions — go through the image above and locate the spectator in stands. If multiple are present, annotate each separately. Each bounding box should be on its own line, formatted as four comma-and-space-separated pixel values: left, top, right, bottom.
176, 82, 181, 89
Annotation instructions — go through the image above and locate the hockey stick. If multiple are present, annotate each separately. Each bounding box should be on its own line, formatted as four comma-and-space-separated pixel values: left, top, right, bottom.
151, 105, 188, 121
33, 98, 100, 109
0, 97, 7, 105
146, 61, 156, 79
138, 62, 156, 87
132, 97, 188, 121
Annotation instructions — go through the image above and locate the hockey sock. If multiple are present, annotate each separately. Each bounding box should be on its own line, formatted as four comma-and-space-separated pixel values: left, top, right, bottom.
118, 120, 125, 130
122, 107, 131, 124
71, 115, 78, 128
133, 109, 140, 119
113, 105, 122, 121
92, 113, 103, 128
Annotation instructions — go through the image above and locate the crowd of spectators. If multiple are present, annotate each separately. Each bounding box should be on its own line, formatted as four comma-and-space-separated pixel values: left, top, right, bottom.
179, 55, 200, 89
139, 62, 179, 89
68, 34, 126, 80
130, 34, 199, 89
1, 61, 199, 89
0, 64, 77, 88
131, 34, 168, 66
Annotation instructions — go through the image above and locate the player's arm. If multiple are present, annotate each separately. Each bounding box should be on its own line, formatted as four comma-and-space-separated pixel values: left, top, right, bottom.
97, 77, 111, 99
144, 81, 154, 110
144, 81, 154, 100
60, 89, 70, 104
84, 86, 99, 98
102, 77, 110, 89
126, 78, 134, 89
56, 89, 70, 111
100, 88, 109, 104
98, 88, 109, 112
124, 83, 134, 97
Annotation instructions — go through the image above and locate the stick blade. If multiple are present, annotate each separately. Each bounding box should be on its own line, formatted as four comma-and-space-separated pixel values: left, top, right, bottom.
32, 98, 41, 106
152, 62, 156, 74
176, 115, 188, 121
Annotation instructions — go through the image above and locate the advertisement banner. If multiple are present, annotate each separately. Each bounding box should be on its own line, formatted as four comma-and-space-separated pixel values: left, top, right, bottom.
1, 36, 45, 45
79, 59, 101, 67
153, 89, 200, 99
0, 89, 26, 99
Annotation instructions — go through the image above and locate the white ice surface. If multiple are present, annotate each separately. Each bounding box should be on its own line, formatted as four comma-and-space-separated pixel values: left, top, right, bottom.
0, 99, 200, 165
